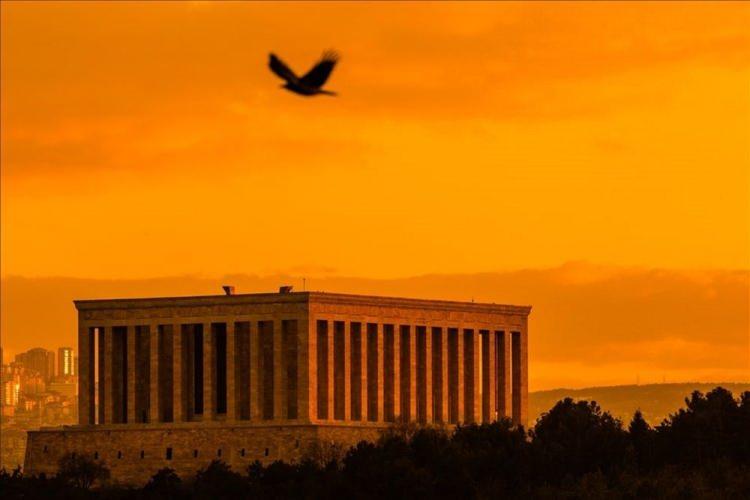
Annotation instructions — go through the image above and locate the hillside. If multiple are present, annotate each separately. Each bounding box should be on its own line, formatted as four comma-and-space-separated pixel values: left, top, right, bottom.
529, 382, 750, 426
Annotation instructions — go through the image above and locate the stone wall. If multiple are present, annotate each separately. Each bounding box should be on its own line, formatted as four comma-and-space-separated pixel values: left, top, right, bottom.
25, 422, 385, 486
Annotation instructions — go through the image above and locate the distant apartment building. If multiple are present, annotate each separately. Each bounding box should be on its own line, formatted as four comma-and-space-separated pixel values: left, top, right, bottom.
2, 375, 20, 407
58, 347, 75, 377
2, 346, 81, 471
47, 380, 77, 399
15, 348, 55, 383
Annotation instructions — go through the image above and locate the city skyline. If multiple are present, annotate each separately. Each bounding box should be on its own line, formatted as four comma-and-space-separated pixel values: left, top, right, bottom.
1, 343, 78, 470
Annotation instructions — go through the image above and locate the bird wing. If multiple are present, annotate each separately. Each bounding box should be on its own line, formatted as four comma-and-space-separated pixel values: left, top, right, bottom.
299, 50, 339, 88
268, 53, 298, 82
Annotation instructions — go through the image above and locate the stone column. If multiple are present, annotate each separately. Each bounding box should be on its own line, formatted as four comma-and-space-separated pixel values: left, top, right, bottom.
440, 328, 449, 423
487, 331, 496, 423
408, 326, 417, 421
149, 324, 160, 423
344, 322, 352, 421
273, 320, 284, 420
326, 320, 334, 421
102, 327, 114, 424
472, 329, 481, 423
456, 329, 464, 423
512, 327, 529, 427
203, 323, 214, 420
520, 326, 529, 427
78, 324, 94, 425
304, 318, 315, 422
376, 324, 385, 422
424, 326, 433, 423
97, 328, 104, 424
126, 325, 137, 423
359, 325, 368, 422
250, 322, 262, 420
392, 326, 401, 421
226, 321, 236, 420
499, 331, 512, 419
173, 323, 184, 422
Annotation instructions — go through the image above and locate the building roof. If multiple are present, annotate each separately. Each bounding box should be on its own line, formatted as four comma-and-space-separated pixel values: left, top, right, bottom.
74, 291, 531, 315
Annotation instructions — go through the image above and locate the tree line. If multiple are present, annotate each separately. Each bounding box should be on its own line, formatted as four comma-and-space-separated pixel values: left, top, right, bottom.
2, 387, 748, 499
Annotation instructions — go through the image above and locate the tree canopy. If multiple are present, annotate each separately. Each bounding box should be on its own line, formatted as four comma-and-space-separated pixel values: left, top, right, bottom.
3, 387, 749, 499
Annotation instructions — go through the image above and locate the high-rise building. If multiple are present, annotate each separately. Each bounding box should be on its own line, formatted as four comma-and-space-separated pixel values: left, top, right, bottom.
47, 352, 56, 382
2, 373, 21, 407
15, 348, 55, 382
58, 347, 75, 377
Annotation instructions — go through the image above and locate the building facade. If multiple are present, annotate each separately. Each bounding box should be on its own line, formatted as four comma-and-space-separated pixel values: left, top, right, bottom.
15, 348, 55, 383
25, 290, 530, 484
57, 347, 75, 377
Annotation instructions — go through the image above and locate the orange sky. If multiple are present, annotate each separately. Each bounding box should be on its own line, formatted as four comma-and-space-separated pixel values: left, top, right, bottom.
1, 2, 748, 388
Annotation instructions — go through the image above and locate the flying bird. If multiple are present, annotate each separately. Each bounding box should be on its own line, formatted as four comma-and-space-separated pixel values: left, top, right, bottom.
268, 50, 340, 96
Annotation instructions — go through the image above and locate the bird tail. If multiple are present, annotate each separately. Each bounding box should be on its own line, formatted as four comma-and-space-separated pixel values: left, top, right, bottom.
319, 89, 338, 97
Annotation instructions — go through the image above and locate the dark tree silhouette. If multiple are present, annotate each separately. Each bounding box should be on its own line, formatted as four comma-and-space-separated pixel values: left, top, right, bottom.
142, 467, 183, 497
531, 398, 630, 482
629, 409, 656, 472
56, 453, 110, 489
192, 460, 246, 499
657, 387, 749, 465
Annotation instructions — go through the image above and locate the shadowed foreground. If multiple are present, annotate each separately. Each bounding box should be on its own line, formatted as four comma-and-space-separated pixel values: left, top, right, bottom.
2, 387, 749, 499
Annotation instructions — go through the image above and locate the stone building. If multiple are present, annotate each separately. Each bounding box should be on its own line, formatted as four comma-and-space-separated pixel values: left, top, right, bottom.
25, 290, 530, 484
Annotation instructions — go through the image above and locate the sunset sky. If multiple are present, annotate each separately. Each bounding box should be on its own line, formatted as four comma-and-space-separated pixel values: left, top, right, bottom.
1, 2, 748, 388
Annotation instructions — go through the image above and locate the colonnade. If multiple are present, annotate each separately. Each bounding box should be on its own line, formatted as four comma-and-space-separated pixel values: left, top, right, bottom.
77, 318, 527, 427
